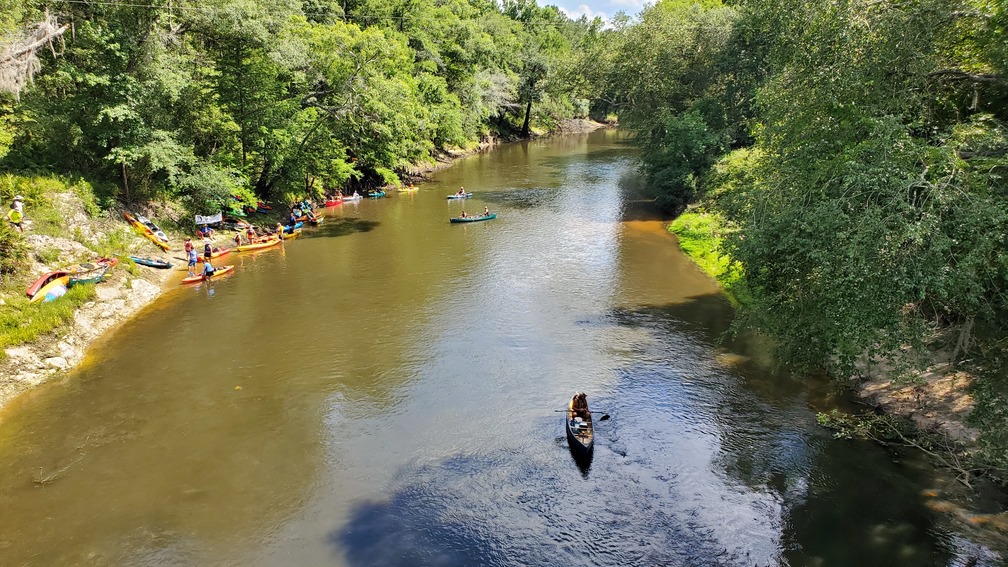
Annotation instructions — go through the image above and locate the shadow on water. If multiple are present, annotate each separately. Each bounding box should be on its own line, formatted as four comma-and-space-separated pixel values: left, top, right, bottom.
303, 217, 380, 238
597, 296, 1000, 565
330, 449, 735, 567
569, 444, 593, 477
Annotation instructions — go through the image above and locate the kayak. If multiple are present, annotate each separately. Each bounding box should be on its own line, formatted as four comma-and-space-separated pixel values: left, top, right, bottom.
447, 192, 472, 199
398, 186, 418, 192
236, 237, 281, 252
342, 194, 362, 202
283, 221, 304, 233
450, 213, 496, 223
29, 275, 71, 303
26, 270, 71, 298
368, 190, 386, 198
124, 212, 170, 250
181, 265, 234, 284
25, 258, 116, 298
129, 256, 173, 269
280, 229, 302, 240
203, 246, 231, 259
324, 198, 343, 207
69, 265, 110, 286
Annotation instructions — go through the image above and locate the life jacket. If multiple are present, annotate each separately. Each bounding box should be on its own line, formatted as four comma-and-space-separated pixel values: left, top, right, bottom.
7, 209, 22, 223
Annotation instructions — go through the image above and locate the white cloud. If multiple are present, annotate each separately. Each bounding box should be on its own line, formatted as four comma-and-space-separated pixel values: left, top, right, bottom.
558, 3, 609, 22
610, 0, 645, 7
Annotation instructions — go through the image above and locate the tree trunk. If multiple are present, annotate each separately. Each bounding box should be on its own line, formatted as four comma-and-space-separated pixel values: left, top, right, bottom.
521, 101, 532, 138
120, 162, 130, 202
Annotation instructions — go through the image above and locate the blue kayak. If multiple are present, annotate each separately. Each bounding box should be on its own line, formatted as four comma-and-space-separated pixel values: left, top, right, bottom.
450, 213, 496, 223
283, 221, 304, 233
447, 192, 472, 200
368, 190, 386, 198
129, 256, 173, 269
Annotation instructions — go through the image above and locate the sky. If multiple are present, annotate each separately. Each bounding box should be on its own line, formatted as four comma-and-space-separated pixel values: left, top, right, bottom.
551, 0, 649, 24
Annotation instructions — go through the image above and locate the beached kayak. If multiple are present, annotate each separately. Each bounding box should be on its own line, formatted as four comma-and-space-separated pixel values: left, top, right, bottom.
449, 213, 496, 223
124, 212, 170, 250
29, 275, 71, 303
129, 256, 173, 269
180, 265, 234, 284
68, 265, 111, 286
25, 257, 116, 298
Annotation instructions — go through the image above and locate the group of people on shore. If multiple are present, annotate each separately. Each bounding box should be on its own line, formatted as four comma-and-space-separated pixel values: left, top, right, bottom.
184, 236, 217, 277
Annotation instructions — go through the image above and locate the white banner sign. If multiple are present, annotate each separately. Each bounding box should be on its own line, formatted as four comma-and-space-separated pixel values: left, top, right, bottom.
195, 212, 223, 225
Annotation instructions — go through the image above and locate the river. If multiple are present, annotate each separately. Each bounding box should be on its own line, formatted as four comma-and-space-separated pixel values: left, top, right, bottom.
0, 130, 1001, 565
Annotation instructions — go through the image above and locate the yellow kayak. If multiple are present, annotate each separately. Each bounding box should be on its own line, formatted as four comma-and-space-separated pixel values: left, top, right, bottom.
29, 275, 71, 303
281, 229, 301, 240
236, 237, 281, 252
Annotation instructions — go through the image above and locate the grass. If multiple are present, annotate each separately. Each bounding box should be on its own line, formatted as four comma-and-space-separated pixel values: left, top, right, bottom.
0, 283, 98, 358
668, 210, 751, 307
35, 246, 62, 265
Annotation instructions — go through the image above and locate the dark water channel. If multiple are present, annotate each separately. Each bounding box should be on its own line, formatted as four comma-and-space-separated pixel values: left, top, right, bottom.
0, 130, 1002, 565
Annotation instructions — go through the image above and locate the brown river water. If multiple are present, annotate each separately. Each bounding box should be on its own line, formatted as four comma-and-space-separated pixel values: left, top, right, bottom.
0, 130, 1003, 565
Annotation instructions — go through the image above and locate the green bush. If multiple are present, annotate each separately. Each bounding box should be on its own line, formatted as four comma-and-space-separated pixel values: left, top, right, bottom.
0, 221, 27, 277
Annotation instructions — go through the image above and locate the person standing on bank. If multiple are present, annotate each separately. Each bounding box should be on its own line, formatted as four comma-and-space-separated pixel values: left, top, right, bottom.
7, 195, 25, 232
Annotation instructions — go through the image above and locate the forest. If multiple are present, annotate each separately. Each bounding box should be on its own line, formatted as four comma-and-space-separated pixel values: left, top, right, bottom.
1, 0, 1006, 470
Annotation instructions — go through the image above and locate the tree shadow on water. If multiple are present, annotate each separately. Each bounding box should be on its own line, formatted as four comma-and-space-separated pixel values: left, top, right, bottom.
303, 218, 379, 239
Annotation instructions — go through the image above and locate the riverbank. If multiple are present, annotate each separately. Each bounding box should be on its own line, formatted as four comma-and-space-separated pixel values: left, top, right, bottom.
667, 209, 980, 446
0, 186, 180, 410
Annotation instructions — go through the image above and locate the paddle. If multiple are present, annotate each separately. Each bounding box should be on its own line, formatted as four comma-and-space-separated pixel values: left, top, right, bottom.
554, 410, 610, 421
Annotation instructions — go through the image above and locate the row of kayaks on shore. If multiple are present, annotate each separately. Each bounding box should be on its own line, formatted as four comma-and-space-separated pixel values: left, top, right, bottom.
25, 257, 119, 303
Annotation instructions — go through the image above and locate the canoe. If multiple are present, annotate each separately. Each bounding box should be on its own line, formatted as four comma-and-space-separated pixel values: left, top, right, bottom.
566, 393, 594, 456
180, 264, 234, 284
449, 213, 496, 223
368, 190, 386, 198
447, 192, 472, 199
324, 198, 343, 207
68, 265, 110, 286
26, 270, 71, 298
236, 237, 281, 252
124, 212, 170, 250
129, 256, 173, 269
29, 275, 71, 303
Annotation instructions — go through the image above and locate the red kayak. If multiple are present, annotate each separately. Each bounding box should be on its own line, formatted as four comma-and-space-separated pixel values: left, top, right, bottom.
324, 198, 343, 207
180, 265, 234, 284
